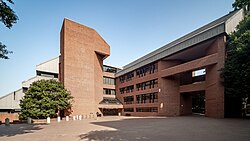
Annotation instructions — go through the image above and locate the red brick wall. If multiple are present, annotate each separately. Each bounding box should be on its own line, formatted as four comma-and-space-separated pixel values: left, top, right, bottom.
205, 35, 225, 118
116, 35, 226, 118
0, 113, 19, 123
60, 19, 110, 116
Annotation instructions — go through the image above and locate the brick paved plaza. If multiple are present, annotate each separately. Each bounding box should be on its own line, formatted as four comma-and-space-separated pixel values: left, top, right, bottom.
0, 116, 250, 141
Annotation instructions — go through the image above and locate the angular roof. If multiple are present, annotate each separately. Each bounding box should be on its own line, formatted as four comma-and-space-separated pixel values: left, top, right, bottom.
116, 9, 244, 77
99, 97, 122, 105
36, 57, 59, 74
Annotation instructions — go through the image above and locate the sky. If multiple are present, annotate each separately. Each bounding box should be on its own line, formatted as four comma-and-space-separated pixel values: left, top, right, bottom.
0, 0, 234, 96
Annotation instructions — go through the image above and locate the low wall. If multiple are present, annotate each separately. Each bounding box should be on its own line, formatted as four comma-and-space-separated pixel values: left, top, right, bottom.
0, 113, 19, 123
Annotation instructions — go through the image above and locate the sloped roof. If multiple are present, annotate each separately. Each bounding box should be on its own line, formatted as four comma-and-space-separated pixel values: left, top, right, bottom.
99, 97, 122, 105
36, 57, 59, 74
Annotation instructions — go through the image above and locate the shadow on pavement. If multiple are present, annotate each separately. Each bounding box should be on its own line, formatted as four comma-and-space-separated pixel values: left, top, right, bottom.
80, 130, 150, 141
79, 117, 169, 141
79, 116, 250, 141
0, 123, 46, 137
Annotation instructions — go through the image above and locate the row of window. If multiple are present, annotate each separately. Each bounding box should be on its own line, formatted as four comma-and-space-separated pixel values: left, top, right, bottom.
136, 63, 157, 78
103, 65, 119, 73
103, 77, 115, 85
136, 107, 158, 112
136, 92, 158, 104
124, 108, 134, 112
119, 72, 134, 83
136, 79, 158, 91
123, 96, 134, 104
119, 79, 158, 94
124, 107, 158, 113
103, 88, 116, 95
123, 92, 158, 104
119, 85, 134, 94
118, 63, 157, 84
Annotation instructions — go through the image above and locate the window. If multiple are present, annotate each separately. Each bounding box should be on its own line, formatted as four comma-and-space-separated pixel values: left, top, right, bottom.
37, 71, 58, 78
136, 63, 157, 78
124, 108, 134, 112
136, 92, 158, 104
103, 77, 115, 85
103, 65, 119, 73
13, 91, 16, 100
123, 96, 134, 104
119, 71, 134, 83
120, 85, 134, 94
136, 79, 158, 91
136, 107, 158, 112
103, 88, 116, 95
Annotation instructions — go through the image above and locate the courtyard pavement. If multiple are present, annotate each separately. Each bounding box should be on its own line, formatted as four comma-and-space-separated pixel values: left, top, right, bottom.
0, 116, 250, 141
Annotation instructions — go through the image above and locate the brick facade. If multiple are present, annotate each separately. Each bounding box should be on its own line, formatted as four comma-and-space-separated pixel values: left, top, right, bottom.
60, 19, 110, 116
116, 35, 226, 118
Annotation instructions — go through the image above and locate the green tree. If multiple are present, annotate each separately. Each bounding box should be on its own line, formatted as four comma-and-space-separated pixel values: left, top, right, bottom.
0, 42, 12, 59
233, 0, 250, 10
19, 79, 73, 120
0, 0, 18, 59
221, 1, 250, 117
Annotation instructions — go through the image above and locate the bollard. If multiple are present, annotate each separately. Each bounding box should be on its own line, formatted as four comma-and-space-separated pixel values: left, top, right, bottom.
76, 115, 79, 120
5, 118, 10, 126
118, 113, 121, 116
79, 115, 82, 120
27, 117, 32, 124
57, 116, 61, 122
66, 116, 69, 121
73, 116, 76, 120
47, 117, 50, 124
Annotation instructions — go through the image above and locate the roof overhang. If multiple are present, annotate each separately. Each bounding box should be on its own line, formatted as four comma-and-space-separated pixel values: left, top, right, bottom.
98, 104, 123, 109
115, 9, 244, 77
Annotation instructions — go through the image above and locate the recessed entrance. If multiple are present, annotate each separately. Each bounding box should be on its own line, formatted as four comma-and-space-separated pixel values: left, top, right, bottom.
192, 91, 205, 115
102, 109, 119, 116
181, 91, 205, 116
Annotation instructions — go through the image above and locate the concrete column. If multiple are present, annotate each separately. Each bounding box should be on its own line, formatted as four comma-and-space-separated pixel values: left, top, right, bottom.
27, 117, 32, 124
47, 117, 50, 124
57, 117, 61, 122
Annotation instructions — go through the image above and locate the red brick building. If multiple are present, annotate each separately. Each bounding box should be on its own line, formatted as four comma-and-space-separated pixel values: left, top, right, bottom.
60, 9, 244, 118
60, 19, 122, 116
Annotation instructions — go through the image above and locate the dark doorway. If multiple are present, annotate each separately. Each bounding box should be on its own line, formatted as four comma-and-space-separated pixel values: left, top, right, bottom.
192, 91, 205, 114
103, 109, 118, 116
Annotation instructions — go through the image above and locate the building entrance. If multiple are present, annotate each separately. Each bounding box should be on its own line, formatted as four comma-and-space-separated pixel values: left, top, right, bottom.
102, 109, 119, 116
192, 91, 205, 115
181, 91, 205, 116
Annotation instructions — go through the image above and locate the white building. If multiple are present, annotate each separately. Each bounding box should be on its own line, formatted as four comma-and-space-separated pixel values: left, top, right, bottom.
0, 57, 59, 113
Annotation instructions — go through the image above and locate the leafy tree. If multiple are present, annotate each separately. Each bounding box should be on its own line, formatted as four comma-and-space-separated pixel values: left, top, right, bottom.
221, 1, 250, 117
233, 0, 250, 10
19, 79, 73, 120
0, 42, 12, 59
0, 0, 18, 59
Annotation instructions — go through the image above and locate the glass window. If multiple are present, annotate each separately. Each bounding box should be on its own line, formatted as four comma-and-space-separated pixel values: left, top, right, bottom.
103, 77, 115, 85
103, 88, 116, 95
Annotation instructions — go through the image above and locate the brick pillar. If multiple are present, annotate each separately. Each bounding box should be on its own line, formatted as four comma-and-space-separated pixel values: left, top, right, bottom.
205, 35, 225, 118
158, 60, 181, 116
180, 94, 192, 115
